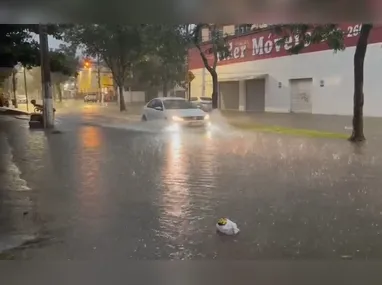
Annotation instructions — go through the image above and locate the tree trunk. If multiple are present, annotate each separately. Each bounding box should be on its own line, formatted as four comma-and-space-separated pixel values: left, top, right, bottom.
12, 71, 18, 108
349, 23, 373, 142
56, 83, 63, 102
162, 80, 168, 97
118, 85, 126, 111
210, 69, 218, 109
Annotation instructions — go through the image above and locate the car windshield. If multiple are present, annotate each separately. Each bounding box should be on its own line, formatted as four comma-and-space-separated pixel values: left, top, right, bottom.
200, 97, 212, 101
163, 99, 196, 109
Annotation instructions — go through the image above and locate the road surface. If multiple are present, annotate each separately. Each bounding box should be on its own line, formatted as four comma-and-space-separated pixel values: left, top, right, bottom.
1, 103, 382, 260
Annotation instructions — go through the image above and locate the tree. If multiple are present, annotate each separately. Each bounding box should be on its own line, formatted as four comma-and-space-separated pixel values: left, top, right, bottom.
0, 24, 76, 102
273, 24, 373, 142
188, 24, 230, 109
0, 24, 65, 69
64, 24, 146, 111
350, 24, 373, 142
50, 44, 79, 102
0, 25, 40, 96
143, 25, 188, 96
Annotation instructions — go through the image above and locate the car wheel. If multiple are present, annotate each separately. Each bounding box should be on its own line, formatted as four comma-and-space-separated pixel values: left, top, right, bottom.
141, 115, 147, 121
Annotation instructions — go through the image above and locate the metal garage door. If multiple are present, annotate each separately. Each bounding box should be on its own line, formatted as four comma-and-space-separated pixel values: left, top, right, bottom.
219, 81, 239, 110
245, 79, 265, 112
290, 78, 313, 113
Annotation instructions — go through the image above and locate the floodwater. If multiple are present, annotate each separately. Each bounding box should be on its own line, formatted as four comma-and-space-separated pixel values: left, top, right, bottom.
1, 108, 382, 260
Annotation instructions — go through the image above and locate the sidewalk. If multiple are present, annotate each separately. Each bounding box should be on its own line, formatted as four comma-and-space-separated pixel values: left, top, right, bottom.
0, 107, 29, 116
222, 111, 382, 138
86, 103, 382, 139
93, 102, 143, 121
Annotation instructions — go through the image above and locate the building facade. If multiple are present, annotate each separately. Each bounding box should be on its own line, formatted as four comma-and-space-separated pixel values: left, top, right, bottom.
200, 24, 269, 42
188, 24, 382, 117
77, 66, 114, 94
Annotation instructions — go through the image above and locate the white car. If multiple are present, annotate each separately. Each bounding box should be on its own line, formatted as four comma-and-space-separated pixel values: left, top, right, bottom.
17, 94, 27, 104
141, 97, 211, 128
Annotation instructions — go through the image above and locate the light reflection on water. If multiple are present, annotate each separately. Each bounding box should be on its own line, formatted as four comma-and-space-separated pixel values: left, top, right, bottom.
158, 132, 191, 244
162, 132, 189, 218
157, 131, 220, 259
76, 126, 105, 233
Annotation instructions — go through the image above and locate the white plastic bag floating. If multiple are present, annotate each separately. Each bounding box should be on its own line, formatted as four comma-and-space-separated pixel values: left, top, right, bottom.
216, 218, 240, 235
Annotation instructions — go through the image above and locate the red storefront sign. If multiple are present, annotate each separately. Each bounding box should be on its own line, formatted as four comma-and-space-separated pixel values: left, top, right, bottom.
188, 24, 382, 70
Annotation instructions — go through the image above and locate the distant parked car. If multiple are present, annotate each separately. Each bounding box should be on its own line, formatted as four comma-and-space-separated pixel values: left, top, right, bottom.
84, 94, 97, 103
190, 96, 212, 112
17, 94, 27, 104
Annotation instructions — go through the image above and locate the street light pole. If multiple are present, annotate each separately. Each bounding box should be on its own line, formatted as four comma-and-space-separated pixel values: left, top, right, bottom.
39, 24, 54, 128
97, 54, 103, 104
23, 67, 29, 112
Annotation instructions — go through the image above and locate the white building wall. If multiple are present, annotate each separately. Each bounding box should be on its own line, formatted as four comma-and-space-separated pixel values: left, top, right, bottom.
223, 25, 235, 36
123, 91, 145, 103
190, 42, 382, 117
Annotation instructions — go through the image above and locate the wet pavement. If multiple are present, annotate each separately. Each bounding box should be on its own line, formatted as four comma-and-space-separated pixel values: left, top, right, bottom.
1, 103, 382, 260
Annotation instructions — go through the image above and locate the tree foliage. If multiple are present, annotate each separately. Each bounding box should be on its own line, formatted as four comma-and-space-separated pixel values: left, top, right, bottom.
273, 24, 345, 53
0, 24, 77, 91
50, 44, 79, 77
0, 25, 39, 69
64, 24, 147, 111
0, 24, 66, 68
140, 25, 188, 95
49, 44, 80, 101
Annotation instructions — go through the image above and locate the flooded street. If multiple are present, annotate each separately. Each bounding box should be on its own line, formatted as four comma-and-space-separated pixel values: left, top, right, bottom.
1, 106, 382, 260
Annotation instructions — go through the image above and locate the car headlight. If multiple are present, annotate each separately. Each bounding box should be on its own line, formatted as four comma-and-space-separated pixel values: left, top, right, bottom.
204, 114, 210, 120
172, 116, 184, 122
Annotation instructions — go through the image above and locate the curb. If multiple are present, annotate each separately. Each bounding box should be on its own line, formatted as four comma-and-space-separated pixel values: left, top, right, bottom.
0, 108, 30, 116
0, 234, 37, 258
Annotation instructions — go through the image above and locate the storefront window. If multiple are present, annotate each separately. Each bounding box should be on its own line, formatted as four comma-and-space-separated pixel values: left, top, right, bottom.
235, 24, 252, 35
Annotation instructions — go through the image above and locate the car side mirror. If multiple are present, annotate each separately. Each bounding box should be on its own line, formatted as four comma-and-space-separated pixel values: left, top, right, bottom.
154, 106, 163, 111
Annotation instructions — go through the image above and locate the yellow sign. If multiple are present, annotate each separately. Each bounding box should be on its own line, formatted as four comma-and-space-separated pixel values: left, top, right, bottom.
187, 71, 195, 83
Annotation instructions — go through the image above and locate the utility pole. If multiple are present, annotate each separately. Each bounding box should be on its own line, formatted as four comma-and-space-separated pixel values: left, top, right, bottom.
39, 24, 54, 128
97, 54, 103, 104
23, 66, 29, 112
201, 67, 205, 98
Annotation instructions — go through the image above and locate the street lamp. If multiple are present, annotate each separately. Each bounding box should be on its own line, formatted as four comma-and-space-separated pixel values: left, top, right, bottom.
83, 59, 91, 69
22, 66, 29, 112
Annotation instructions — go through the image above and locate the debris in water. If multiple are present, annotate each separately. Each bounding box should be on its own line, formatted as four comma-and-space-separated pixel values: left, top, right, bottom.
216, 218, 240, 235
51, 130, 63, 134
341, 255, 353, 260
